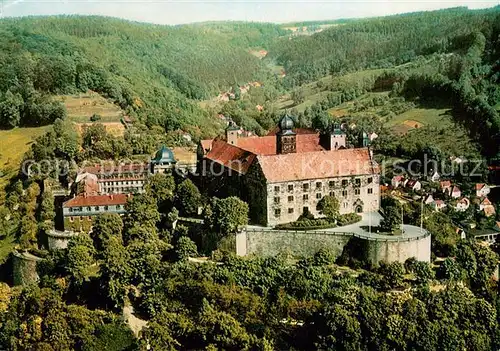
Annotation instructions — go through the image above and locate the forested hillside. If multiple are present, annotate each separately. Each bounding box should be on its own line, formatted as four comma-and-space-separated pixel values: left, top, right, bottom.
0, 16, 286, 135
269, 7, 500, 86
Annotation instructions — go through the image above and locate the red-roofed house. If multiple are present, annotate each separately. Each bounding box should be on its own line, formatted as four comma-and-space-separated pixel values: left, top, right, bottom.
404, 179, 422, 191
63, 193, 130, 231
391, 175, 404, 188
432, 200, 447, 212
476, 183, 491, 197
199, 116, 380, 226
449, 186, 461, 199
455, 197, 470, 212
440, 180, 452, 193
479, 198, 496, 217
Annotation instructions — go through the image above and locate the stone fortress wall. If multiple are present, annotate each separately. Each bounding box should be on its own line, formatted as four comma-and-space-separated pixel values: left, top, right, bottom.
236, 227, 431, 264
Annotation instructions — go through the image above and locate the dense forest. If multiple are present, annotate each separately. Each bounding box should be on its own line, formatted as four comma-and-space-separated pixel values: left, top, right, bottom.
0, 16, 288, 135
270, 7, 500, 85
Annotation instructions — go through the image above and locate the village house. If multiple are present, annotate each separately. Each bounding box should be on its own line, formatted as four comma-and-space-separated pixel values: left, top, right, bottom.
424, 194, 434, 205
63, 146, 186, 231
440, 180, 452, 194
391, 175, 404, 188
449, 186, 461, 199
476, 183, 491, 197
479, 198, 496, 217
455, 197, 470, 212
199, 116, 380, 226
404, 179, 422, 192
429, 171, 440, 182
62, 193, 130, 231
432, 200, 447, 212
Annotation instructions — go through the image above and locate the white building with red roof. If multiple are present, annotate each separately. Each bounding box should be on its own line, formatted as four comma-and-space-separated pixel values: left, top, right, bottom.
449, 186, 461, 199
199, 116, 380, 226
62, 193, 130, 231
455, 197, 470, 212
432, 200, 447, 212
476, 183, 491, 197
479, 197, 496, 217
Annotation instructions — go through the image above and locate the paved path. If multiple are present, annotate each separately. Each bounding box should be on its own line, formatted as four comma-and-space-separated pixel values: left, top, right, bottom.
318, 212, 427, 240
247, 212, 428, 241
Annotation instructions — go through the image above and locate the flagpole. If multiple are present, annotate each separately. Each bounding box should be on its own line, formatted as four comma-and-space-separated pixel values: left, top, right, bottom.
420, 197, 424, 233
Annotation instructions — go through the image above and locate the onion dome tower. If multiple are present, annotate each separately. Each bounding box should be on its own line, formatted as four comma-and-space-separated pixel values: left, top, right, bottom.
276, 114, 297, 154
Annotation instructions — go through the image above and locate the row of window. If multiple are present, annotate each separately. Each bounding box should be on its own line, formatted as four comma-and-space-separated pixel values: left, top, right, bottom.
274, 188, 373, 204
98, 173, 147, 179
68, 204, 123, 212
102, 181, 144, 186
273, 178, 373, 193
102, 187, 140, 193
68, 216, 90, 222
274, 202, 355, 218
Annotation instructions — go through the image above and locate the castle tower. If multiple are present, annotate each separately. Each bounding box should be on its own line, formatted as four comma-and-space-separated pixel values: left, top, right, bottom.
226, 121, 239, 146
151, 145, 177, 174
276, 114, 296, 154
331, 122, 346, 150
361, 131, 370, 147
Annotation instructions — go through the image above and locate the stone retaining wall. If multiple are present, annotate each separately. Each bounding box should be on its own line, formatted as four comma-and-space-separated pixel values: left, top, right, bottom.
237, 228, 431, 264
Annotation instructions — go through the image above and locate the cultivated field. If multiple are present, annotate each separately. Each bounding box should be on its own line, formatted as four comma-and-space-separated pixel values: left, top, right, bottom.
56, 91, 124, 123
386, 108, 452, 134
73, 122, 126, 138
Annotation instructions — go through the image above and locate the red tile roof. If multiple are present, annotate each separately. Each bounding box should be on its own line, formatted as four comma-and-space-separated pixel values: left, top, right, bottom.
266, 127, 318, 136
224, 134, 324, 156
476, 183, 486, 190
257, 148, 378, 183
205, 139, 256, 174
440, 180, 451, 189
481, 198, 493, 206
63, 194, 130, 208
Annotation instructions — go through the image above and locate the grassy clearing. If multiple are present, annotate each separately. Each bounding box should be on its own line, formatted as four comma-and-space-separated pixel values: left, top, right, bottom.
56, 91, 124, 123
386, 108, 451, 127
73, 122, 126, 138
0, 126, 49, 195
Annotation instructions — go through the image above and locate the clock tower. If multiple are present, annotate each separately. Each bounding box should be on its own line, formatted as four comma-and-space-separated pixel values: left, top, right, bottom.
276, 114, 296, 154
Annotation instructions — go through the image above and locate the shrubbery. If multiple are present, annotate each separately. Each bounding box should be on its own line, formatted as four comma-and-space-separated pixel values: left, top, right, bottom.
337, 213, 362, 226
275, 213, 361, 230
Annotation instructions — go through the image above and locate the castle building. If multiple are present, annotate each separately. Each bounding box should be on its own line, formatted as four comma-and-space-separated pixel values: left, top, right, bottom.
62, 145, 182, 231
199, 115, 380, 226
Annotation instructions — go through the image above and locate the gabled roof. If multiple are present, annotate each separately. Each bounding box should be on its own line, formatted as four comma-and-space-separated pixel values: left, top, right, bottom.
481, 197, 493, 206
451, 186, 461, 193
440, 180, 452, 189
476, 183, 487, 190
205, 139, 256, 174
63, 194, 130, 208
257, 148, 378, 183
236, 134, 324, 155
200, 139, 213, 153
406, 179, 420, 187
457, 197, 470, 205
